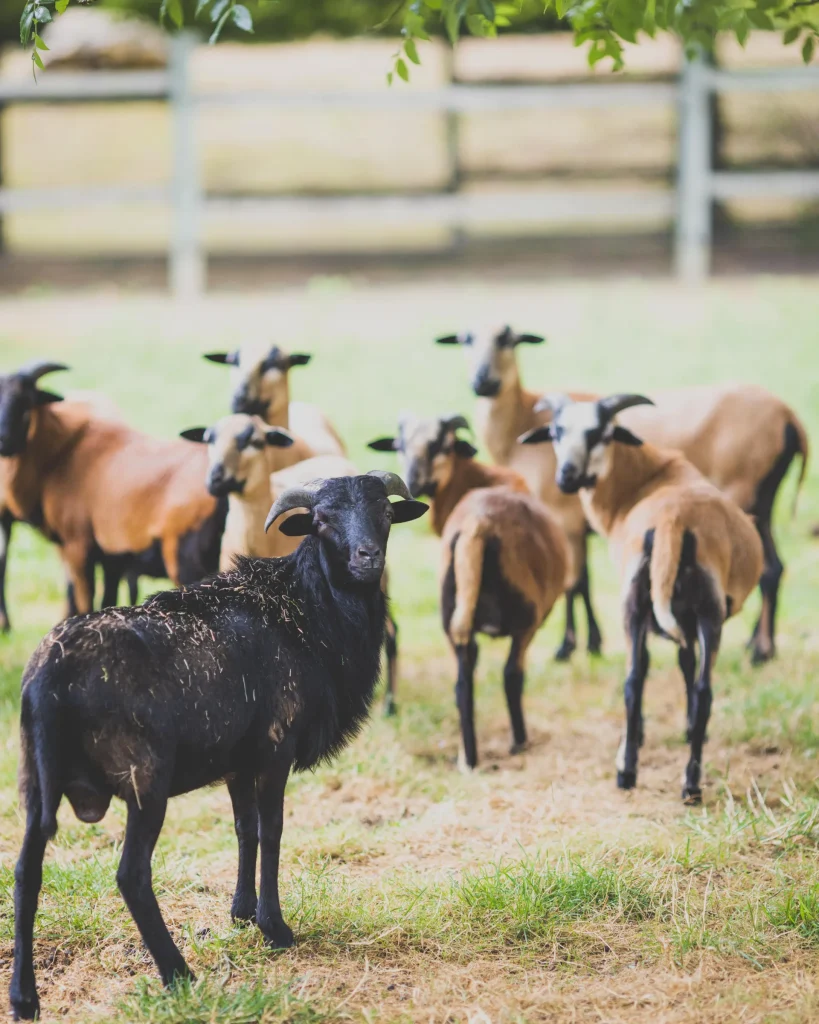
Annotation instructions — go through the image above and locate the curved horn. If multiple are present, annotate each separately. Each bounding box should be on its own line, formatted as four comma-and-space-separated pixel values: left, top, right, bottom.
264, 483, 320, 533
533, 392, 571, 416
365, 470, 412, 501
441, 413, 470, 434
19, 360, 69, 382
598, 393, 655, 420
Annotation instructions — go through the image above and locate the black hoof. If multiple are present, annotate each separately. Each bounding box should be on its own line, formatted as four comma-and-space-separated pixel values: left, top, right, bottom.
750, 645, 774, 666
587, 629, 603, 657
0, 616, 10, 635
554, 638, 576, 662
682, 786, 702, 805
231, 897, 258, 924
383, 695, 398, 718
10, 991, 40, 1021
509, 741, 529, 755
616, 770, 637, 790
261, 919, 294, 950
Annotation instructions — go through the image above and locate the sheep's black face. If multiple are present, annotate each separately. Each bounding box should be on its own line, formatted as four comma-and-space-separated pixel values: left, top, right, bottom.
314, 477, 397, 585
0, 374, 62, 457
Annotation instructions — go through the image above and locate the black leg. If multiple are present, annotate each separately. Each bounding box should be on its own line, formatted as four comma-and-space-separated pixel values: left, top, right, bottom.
227, 772, 258, 923
555, 589, 577, 662
617, 617, 649, 790
383, 614, 398, 717
455, 638, 479, 769
503, 637, 527, 754
101, 562, 123, 608
116, 794, 193, 986
255, 758, 294, 950
127, 570, 140, 606
0, 510, 14, 633
10, 805, 48, 1021
683, 618, 719, 803
678, 643, 696, 741
576, 560, 603, 656
751, 521, 783, 665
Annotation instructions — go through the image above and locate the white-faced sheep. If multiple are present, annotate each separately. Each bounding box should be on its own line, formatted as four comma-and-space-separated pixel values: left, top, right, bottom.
521, 393, 763, 802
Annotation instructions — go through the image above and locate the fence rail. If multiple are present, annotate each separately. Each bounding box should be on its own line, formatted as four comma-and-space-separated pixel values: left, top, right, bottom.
0, 33, 818, 294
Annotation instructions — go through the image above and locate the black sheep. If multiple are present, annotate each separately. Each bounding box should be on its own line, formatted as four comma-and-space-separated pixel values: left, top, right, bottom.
10, 472, 427, 1022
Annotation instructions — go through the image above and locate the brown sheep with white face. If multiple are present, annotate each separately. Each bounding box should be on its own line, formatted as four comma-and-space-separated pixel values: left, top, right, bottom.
521, 393, 764, 802
370, 413, 568, 770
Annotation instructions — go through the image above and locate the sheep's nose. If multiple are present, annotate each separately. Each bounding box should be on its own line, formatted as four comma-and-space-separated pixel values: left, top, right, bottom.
356, 544, 380, 567
557, 465, 579, 492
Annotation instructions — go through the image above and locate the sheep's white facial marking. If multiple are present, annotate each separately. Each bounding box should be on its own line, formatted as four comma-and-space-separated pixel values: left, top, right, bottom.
551, 402, 615, 494
205, 414, 270, 496
230, 344, 290, 418
396, 415, 456, 499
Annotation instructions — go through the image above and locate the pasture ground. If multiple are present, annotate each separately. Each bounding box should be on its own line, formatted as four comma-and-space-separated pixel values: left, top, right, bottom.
0, 275, 818, 1023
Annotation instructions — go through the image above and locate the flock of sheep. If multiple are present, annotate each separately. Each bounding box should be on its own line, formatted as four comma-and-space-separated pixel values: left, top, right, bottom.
5, 328, 809, 1021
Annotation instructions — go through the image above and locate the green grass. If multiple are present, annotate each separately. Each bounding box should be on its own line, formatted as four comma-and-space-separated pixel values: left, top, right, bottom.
0, 277, 818, 1022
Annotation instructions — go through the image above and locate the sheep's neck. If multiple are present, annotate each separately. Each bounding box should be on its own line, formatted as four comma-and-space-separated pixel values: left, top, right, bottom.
229, 483, 272, 558
264, 385, 291, 430
474, 369, 540, 464
582, 441, 677, 538
4, 404, 88, 521
430, 457, 516, 536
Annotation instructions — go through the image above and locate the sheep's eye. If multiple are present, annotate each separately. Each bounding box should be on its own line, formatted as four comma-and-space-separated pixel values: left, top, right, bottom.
250, 439, 265, 450
385, 505, 394, 522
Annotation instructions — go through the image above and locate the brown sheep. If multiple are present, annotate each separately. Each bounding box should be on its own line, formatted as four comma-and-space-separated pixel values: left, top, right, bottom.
436, 325, 807, 665
369, 413, 568, 769
521, 393, 764, 802
203, 343, 346, 456
0, 384, 240, 618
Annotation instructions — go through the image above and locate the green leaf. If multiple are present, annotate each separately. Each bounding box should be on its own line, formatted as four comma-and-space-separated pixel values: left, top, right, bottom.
735, 17, 749, 45
386, 70, 393, 85
33, 5, 51, 22
54, 0, 69, 11
783, 25, 801, 44
802, 34, 815, 62
556, 0, 568, 18
34, 31, 49, 49
230, 3, 253, 31
405, 38, 421, 63
445, 5, 462, 43
209, 0, 229, 23
20, 4, 35, 45
32, 47, 45, 69
165, 0, 184, 28
195, 0, 211, 17
478, 0, 496, 20
209, 1, 232, 42
396, 57, 409, 81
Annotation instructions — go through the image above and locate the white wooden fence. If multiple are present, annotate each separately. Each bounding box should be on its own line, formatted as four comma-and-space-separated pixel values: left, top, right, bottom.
1, 32, 819, 295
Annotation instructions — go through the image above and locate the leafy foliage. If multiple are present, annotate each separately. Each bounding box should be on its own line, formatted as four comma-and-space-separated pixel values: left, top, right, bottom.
16, 0, 819, 75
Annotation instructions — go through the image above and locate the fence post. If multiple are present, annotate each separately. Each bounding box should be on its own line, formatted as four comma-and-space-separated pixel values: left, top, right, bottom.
443, 45, 465, 253
675, 53, 712, 282
169, 31, 204, 298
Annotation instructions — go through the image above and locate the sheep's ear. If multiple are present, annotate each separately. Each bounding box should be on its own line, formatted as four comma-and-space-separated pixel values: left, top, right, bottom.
287, 353, 312, 368
518, 425, 553, 445
33, 389, 64, 406
204, 351, 239, 366
435, 334, 460, 345
453, 438, 478, 458
180, 427, 208, 443
279, 512, 315, 537
390, 499, 428, 524
612, 426, 643, 447
265, 427, 294, 448
516, 333, 545, 345
367, 437, 398, 452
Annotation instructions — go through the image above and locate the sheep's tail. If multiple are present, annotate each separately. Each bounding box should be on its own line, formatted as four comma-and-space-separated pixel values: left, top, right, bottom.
649, 517, 686, 647
448, 522, 486, 647
789, 413, 809, 519
20, 670, 62, 840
